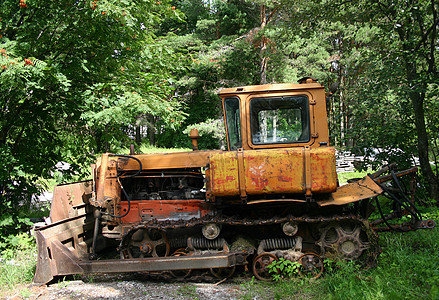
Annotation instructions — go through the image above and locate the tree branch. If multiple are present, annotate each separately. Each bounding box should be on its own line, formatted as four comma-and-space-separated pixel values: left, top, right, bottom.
414, 7, 439, 52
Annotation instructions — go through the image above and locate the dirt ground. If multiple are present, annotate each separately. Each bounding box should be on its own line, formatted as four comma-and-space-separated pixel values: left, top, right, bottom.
3, 273, 250, 300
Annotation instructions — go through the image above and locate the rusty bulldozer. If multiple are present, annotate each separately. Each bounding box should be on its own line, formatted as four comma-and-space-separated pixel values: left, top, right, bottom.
33, 79, 435, 284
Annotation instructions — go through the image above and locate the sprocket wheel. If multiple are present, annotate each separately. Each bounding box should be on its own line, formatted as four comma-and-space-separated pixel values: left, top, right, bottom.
252, 253, 278, 281
298, 252, 324, 279
120, 228, 170, 259
317, 219, 377, 262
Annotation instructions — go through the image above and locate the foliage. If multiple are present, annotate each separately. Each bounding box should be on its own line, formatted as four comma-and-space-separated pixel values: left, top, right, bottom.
184, 118, 226, 149
0, 233, 36, 294
267, 257, 301, 281
0, 0, 188, 238
337, 169, 369, 185
241, 214, 439, 299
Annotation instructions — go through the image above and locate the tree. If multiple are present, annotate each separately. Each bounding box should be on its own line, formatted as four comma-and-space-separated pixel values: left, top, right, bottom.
0, 0, 186, 241
276, 0, 439, 201
338, 0, 439, 201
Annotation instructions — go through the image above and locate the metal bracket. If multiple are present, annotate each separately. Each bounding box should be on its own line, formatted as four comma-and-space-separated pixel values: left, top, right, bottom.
237, 149, 247, 203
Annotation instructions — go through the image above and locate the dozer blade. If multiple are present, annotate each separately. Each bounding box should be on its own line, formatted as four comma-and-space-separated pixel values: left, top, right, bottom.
33, 211, 245, 285
33, 212, 95, 285
50, 180, 93, 222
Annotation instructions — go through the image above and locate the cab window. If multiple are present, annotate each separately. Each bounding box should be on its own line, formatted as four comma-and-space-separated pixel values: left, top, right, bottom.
250, 96, 310, 145
224, 97, 242, 150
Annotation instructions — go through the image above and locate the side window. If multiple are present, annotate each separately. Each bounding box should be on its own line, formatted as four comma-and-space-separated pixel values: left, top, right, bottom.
224, 97, 242, 150
250, 96, 310, 145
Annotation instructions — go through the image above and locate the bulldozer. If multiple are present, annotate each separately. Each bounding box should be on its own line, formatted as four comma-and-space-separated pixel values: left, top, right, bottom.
33, 78, 435, 284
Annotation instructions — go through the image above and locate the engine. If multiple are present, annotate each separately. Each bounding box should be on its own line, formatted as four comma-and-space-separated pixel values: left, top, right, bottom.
121, 168, 205, 201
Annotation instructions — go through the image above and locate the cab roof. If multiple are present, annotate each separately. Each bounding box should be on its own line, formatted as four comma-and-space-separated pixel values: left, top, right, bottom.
218, 80, 323, 96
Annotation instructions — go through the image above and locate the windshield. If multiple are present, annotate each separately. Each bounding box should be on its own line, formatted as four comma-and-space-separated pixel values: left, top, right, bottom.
250, 96, 310, 145
224, 97, 242, 150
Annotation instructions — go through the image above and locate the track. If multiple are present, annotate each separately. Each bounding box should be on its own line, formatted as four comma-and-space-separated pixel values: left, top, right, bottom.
118, 213, 380, 280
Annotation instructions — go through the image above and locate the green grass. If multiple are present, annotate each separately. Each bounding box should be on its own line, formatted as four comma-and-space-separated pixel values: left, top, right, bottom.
177, 284, 199, 299
241, 207, 439, 300
0, 234, 37, 297
337, 169, 370, 184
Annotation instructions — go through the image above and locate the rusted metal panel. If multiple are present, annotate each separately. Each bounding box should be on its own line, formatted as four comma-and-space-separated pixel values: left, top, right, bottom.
50, 239, 85, 276
318, 176, 383, 206
80, 253, 239, 274
120, 200, 213, 223
209, 151, 240, 196
247, 198, 306, 205
209, 147, 337, 197
33, 230, 53, 285
116, 150, 215, 171
373, 167, 418, 183
94, 154, 119, 209
50, 180, 93, 222
310, 147, 338, 193
244, 149, 304, 195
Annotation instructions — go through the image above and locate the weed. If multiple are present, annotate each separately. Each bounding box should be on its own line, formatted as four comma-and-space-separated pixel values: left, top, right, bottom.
0, 233, 36, 295
268, 257, 301, 281
82, 274, 95, 283
240, 225, 439, 299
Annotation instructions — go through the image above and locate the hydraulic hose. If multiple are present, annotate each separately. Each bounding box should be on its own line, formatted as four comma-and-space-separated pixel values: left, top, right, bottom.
372, 169, 422, 232
390, 170, 421, 219
376, 178, 421, 221
101, 154, 142, 218
374, 196, 404, 232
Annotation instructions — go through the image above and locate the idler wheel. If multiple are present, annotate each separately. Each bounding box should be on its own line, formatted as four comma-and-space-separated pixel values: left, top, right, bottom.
252, 253, 278, 281
120, 228, 170, 258
202, 223, 221, 240
337, 236, 362, 259
298, 252, 324, 279
282, 222, 298, 236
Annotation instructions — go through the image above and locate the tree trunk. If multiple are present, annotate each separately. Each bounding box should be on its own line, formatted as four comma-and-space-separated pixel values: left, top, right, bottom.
147, 114, 156, 146
260, 5, 267, 85
135, 125, 141, 145
406, 61, 439, 202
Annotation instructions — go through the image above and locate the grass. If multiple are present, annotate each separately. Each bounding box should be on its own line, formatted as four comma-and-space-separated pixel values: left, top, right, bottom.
241, 207, 439, 299
0, 237, 37, 298
337, 169, 370, 184
177, 283, 199, 299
